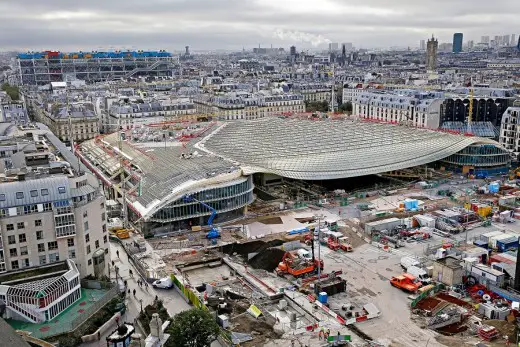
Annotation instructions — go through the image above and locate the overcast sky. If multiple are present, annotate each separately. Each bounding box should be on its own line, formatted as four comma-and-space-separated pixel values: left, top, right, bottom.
1, 0, 518, 52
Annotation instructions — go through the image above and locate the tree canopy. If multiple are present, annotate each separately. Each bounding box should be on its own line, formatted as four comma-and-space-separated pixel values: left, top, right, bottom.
1, 83, 20, 101
338, 102, 353, 114
166, 308, 220, 347
305, 100, 329, 112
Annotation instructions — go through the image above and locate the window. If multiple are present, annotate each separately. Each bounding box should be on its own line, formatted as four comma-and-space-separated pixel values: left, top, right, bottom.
101, 212, 106, 221
9, 248, 17, 257
102, 224, 107, 233
18, 234, 26, 243
20, 246, 28, 256
36, 230, 43, 240
83, 211, 88, 218
6, 224, 14, 231
95, 240, 99, 249
43, 202, 52, 211
0, 194, 5, 201
49, 253, 59, 263
30, 190, 38, 197
88, 259, 92, 266
41, 188, 49, 196
15, 192, 24, 199
11, 260, 19, 269
100, 202, 104, 209
48, 241, 58, 250
17, 222, 24, 229
67, 238, 74, 247
84, 221, 89, 231
38, 243, 45, 252
85, 233, 90, 242
103, 235, 107, 243
58, 187, 66, 194
86, 245, 91, 254
68, 249, 76, 259
22, 258, 29, 267
7, 235, 15, 245
39, 255, 46, 265
35, 220, 42, 227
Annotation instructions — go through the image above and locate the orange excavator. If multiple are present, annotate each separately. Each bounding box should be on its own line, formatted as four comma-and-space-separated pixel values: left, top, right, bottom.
276, 251, 324, 278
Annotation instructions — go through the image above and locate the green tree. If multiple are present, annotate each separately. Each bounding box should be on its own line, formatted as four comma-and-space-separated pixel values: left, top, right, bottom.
338, 102, 353, 114
305, 100, 329, 112
166, 308, 220, 347
1, 83, 20, 101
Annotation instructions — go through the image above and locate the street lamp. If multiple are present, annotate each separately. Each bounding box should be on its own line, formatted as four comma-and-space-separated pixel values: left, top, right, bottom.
139, 299, 143, 314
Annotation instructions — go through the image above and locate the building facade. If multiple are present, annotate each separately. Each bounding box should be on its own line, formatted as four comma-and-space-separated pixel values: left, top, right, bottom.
0, 260, 81, 323
426, 36, 438, 71
29, 99, 99, 144
453, 33, 463, 53
17, 50, 176, 86
1, 103, 29, 125
107, 99, 196, 132
0, 173, 108, 278
499, 107, 520, 155
353, 91, 444, 129
194, 93, 305, 121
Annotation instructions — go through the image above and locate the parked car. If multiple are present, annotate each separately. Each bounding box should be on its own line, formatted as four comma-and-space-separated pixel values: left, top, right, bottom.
152, 277, 173, 289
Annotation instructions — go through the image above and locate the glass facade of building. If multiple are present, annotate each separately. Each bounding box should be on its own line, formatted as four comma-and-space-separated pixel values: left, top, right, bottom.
439, 144, 511, 177
142, 177, 254, 234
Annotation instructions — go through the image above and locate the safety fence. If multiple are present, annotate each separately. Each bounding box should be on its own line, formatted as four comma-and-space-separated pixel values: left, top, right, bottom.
410, 283, 445, 308
169, 273, 233, 345
169, 273, 207, 310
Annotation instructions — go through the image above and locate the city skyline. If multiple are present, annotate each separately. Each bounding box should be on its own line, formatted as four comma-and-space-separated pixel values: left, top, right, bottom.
0, 0, 519, 51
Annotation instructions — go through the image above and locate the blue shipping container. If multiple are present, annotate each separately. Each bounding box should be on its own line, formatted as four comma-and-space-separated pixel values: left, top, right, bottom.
497, 237, 519, 253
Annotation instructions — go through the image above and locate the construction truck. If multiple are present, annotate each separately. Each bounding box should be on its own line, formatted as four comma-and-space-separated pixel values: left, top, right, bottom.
390, 273, 422, 293
276, 251, 324, 278
109, 228, 131, 240
183, 195, 221, 240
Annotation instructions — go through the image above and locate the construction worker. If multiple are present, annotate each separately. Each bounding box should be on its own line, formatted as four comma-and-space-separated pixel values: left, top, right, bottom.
116, 250, 120, 259
318, 327, 324, 340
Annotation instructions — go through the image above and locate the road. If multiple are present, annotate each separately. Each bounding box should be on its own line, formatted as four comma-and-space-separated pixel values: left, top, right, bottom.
83, 242, 222, 347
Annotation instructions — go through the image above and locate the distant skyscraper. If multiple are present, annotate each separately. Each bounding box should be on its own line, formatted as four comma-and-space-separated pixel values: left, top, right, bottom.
426, 35, 438, 71
453, 33, 463, 53
481, 36, 490, 44
468, 40, 474, 49
342, 43, 353, 52
494, 35, 500, 47
512, 34, 517, 47
329, 43, 339, 51
185, 46, 190, 55
420, 40, 426, 50
290, 46, 296, 56
503, 35, 510, 46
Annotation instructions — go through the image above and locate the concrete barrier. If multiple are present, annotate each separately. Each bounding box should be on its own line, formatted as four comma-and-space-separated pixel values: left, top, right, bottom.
81, 311, 121, 343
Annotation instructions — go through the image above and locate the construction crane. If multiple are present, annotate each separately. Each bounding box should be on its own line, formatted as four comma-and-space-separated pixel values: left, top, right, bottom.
183, 195, 221, 240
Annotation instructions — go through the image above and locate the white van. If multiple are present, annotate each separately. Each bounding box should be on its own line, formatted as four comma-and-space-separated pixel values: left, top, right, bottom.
400, 256, 419, 271
152, 276, 173, 289
407, 266, 431, 285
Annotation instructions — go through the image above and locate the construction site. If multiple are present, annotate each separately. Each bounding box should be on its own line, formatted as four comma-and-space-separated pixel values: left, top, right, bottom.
75, 116, 520, 346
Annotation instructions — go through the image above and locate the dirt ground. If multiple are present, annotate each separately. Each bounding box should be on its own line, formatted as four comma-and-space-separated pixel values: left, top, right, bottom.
230, 301, 281, 346
339, 226, 367, 249
259, 217, 284, 224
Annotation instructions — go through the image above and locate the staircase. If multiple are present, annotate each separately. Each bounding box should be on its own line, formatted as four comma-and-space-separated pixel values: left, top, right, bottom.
124, 60, 164, 78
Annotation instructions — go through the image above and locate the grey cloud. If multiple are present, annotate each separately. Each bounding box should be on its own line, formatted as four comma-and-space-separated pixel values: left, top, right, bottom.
0, 0, 518, 51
